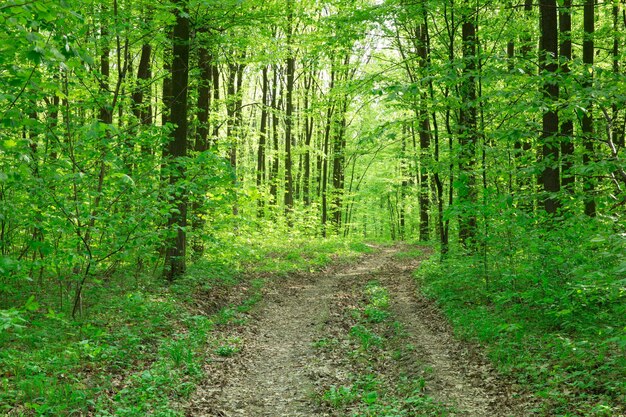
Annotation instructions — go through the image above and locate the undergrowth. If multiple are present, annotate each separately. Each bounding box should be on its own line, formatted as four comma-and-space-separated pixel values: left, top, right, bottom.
317, 280, 451, 416
415, 217, 626, 417
0, 234, 369, 416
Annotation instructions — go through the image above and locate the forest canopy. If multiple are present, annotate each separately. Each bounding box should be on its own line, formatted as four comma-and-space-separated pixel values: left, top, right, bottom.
0, 0, 625, 415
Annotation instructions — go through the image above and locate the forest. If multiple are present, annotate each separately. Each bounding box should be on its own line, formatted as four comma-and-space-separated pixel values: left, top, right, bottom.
0, 0, 625, 415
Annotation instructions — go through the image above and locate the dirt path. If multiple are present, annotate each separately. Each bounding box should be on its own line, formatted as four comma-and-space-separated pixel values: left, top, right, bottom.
186, 245, 534, 417
371, 246, 534, 416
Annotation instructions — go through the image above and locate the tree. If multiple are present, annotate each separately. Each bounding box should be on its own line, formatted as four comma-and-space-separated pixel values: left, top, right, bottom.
458, 0, 478, 246
539, 0, 560, 215
163, 0, 190, 281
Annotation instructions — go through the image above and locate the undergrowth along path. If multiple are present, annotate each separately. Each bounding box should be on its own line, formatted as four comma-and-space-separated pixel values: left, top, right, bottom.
186, 245, 535, 416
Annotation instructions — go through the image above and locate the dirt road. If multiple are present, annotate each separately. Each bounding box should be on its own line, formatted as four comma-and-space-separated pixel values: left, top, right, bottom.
186, 245, 534, 417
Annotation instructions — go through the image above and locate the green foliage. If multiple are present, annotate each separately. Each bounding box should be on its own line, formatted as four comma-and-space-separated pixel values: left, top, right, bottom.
0, 235, 365, 415
416, 216, 626, 416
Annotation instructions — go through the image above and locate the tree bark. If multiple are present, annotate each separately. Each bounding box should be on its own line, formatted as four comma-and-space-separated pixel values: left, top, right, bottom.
458, 2, 477, 247
284, 0, 295, 221
163, 0, 190, 281
560, 0, 575, 194
539, 0, 561, 215
257, 65, 269, 217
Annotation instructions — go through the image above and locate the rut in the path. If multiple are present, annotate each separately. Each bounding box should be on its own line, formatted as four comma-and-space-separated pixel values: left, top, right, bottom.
370, 247, 534, 417
186, 263, 350, 416
185, 246, 534, 417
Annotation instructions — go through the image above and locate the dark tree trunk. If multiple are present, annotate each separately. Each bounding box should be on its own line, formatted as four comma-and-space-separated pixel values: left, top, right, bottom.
418, 20, 430, 242
257, 65, 269, 217
560, 0, 575, 194
191, 39, 212, 257
211, 63, 220, 143
332, 103, 347, 229
132, 43, 152, 127
284, 1, 295, 221
163, 0, 190, 281
269, 64, 280, 208
612, 1, 624, 147
196, 44, 211, 153
516, 0, 535, 211
539, 0, 561, 215
227, 64, 238, 172
321, 70, 335, 236
303, 70, 314, 206
99, 31, 112, 125
458, 3, 477, 247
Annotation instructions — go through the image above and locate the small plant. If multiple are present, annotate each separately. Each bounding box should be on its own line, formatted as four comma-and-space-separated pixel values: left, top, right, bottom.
365, 282, 389, 309
364, 306, 389, 323
215, 336, 242, 357
350, 325, 383, 350
323, 385, 357, 408
164, 339, 194, 368
312, 338, 334, 349
215, 344, 239, 357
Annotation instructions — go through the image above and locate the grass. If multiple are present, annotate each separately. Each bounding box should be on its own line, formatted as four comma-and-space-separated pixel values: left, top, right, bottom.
0, 234, 371, 416
317, 280, 451, 416
415, 226, 626, 417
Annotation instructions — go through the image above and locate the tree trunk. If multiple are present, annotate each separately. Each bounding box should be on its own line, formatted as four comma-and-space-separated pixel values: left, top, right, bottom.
284, 1, 295, 221
132, 43, 152, 128
418, 19, 430, 242
539, 0, 560, 215
582, 0, 596, 216
191, 39, 212, 257
257, 65, 269, 217
560, 0, 575, 194
163, 0, 190, 281
321, 70, 335, 236
458, 2, 477, 247
303, 70, 314, 206
269, 64, 280, 209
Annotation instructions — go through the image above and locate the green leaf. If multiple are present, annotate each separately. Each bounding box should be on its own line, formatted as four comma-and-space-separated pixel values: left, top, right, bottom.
24, 295, 39, 312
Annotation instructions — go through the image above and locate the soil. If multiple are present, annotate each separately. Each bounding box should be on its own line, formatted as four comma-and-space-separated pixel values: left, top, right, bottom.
185, 245, 536, 417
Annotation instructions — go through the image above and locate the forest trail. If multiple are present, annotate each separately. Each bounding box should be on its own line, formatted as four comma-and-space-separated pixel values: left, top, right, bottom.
186, 246, 534, 417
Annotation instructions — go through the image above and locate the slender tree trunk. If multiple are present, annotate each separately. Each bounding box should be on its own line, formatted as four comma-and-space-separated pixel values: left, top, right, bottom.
269, 64, 280, 208
560, 1, 575, 194
196, 44, 211, 153
418, 19, 430, 242
303, 70, 314, 206
191, 40, 212, 257
458, 2, 477, 247
284, 1, 295, 221
332, 101, 347, 230
516, 0, 536, 212
539, 0, 561, 215
132, 43, 152, 128
321, 70, 335, 236
257, 65, 269, 217
612, 1, 624, 147
210, 63, 220, 144
582, 0, 596, 216
163, 0, 190, 281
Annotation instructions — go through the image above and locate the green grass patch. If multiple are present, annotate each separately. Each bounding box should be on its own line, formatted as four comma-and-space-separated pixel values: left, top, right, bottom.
319, 280, 451, 416
415, 224, 626, 417
0, 234, 368, 416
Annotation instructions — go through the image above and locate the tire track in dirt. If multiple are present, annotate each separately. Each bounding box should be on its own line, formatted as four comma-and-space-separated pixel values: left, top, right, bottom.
185, 245, 535, 417
186, 252, 381, 417
372, 246, 536, 416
